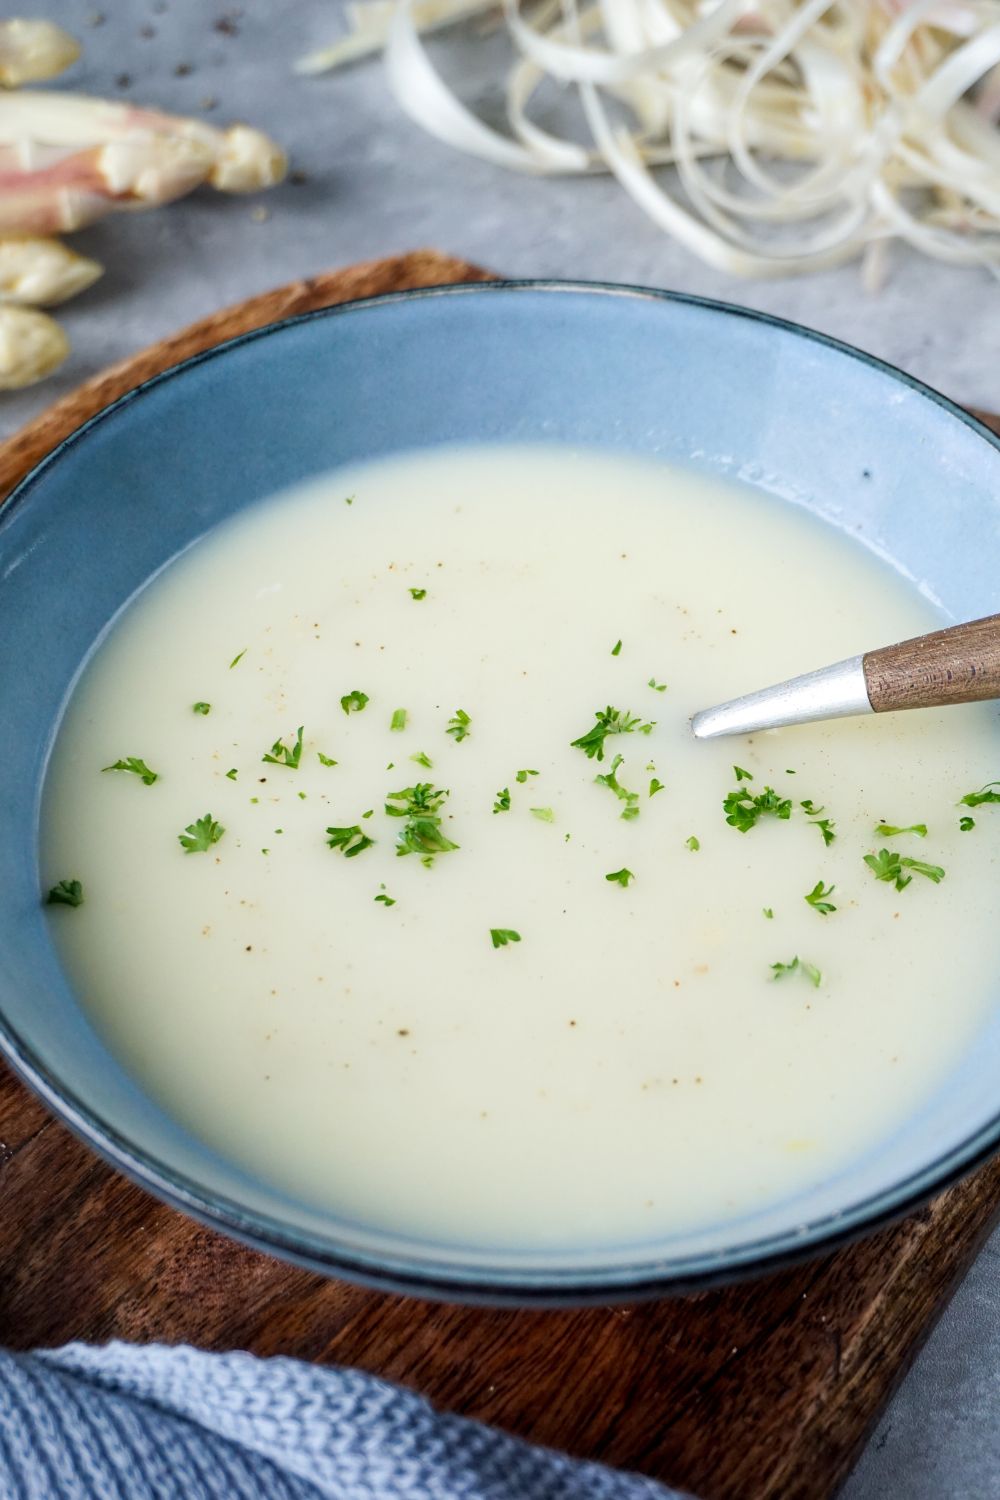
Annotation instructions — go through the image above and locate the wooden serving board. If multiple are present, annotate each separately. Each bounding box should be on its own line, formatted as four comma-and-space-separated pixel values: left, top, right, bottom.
2, 250, 999, 1500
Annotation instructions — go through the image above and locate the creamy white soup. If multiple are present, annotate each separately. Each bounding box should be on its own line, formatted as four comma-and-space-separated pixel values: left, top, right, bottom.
43, 445, 1000, 1250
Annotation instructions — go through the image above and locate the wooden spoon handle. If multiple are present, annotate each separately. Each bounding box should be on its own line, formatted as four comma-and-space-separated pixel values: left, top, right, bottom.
863, 612, 1000, 713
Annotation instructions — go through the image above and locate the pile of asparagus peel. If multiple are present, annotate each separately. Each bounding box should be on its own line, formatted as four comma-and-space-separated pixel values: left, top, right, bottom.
0, 18, 286, 390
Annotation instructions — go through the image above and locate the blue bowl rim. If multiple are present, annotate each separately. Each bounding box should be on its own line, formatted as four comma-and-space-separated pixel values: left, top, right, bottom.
4, 277, 1000, 1305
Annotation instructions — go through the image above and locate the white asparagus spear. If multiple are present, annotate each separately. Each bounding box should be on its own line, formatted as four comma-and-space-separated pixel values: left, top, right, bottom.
0, 233, 101, 305
0, 302, 68, 388
0, 20, 80, 87
0, 93, 286, 232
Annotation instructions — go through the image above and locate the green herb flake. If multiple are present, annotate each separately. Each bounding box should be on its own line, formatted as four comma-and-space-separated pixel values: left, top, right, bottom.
571, 706, 654, 762
763, 907, 774, 919
515, 769, 539, 784
411, 750, 433, 769
340, 690, 369, 716
325, 824, 375, 858
611, 639, 622, 657
192, 701, 211, 716
685, 836, 700, 852
344, 494, 354, 506
605, 867, 634, 887
863, 847, 945, 892
390, 708, 407, 732
734, 765, 754, 782
960, 815, 976, 831
229, 649, 247, 669
595, 753, 640, 820
723, 784, 792, 833
375, 887, 396, 906
649, 778, 665, 798
298, 791, 307, 800
493, 788, 511, 814
226, 768, 238, 780
959, 781, 1000, 808
804, 879, 837, 915
409, 587, 427, 600
648, 678, 667, 692
385, 783, 459, 862
178, 814, 225, 854
530, 806, 555, 823
490, 928, 521, 948
317, 752, 337, 767
46, 878, 83, 908
262, 725, 304, 770
875, 821, 927, 838
102, 756, 159, 786
811, 819, 837, 846
446, 709, 471, 742
771, 956, 821, 988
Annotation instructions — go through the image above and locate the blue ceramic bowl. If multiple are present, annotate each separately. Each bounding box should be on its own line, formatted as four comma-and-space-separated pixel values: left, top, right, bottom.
1, 283, 999, 1303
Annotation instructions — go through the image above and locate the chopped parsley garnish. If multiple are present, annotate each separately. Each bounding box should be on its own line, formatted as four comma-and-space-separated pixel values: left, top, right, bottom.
262, 725, 304, 770
411, 750, 433, 769
763, 907, 774, 919
734, 765, 754, 782
959, 781, 1000, 807
229, 649, 247, 669
960, 815, 976, 832
47, 878, 83, 908
490, 928, 521, 948
771, 956, 821, 988
804, 879, 836, 915
493, 787, 511, 814
799, 800, 836, 842
409, 588, 427, 600
863, 848, 945, 892
605, 867, 634, 887
723, 784, 792, 833
226, 768, 238, 780
375, 887, 396, 906
317, 752, 337, 767
325, 824, 375, 858
875, 822, 928, 838
390, 708, 407, 732
385, 783, 459, 861
515, 769, 538, 783
648, 678, 667, 692
611, 639, 622, 657
685, 836, 700, 851
340, 690, 369, 716
344, 494, 354, 505
446, 709, 471, 742
192, 701, 211, 716
178, 814, 225, 854
595, 753, 640, 820
649, 778, 665, 798
530, 806, 555, 823
102, 756, 159, 786
571, 706, 654, 762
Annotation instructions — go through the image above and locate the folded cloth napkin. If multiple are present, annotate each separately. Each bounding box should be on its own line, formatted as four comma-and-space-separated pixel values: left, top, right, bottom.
0, 1343, 681, 1499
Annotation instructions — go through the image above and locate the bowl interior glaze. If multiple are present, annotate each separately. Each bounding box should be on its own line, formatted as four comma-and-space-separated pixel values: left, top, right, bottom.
1, 282, 999, 1302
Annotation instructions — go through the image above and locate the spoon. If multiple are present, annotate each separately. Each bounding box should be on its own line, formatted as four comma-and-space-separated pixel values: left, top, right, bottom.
691, 612, 1000, 739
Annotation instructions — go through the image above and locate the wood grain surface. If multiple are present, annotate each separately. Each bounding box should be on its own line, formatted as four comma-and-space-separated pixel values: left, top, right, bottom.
2, 252, 999, 1500
865, 611, 1000, 713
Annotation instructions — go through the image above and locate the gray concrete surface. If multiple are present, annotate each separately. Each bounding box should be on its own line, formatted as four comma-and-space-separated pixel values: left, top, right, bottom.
3, 3, 1000, 1495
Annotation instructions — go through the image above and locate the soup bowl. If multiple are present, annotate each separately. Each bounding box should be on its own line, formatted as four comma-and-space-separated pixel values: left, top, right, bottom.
1, 281, 999, 1303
